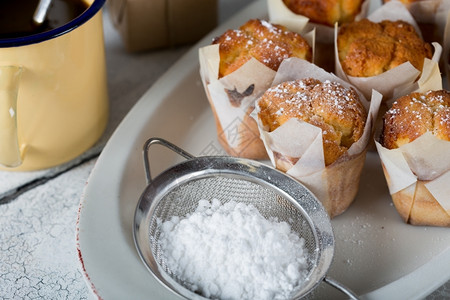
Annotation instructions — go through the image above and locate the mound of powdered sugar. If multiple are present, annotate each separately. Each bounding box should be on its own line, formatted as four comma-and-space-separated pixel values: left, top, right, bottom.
158, 199, 310, 300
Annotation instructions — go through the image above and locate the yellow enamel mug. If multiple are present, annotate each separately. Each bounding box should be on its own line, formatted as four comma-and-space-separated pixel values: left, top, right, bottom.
0, 0, 108, 171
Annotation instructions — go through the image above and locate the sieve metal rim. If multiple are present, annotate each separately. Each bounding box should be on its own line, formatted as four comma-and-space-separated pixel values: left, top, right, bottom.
133, 138, 353, 299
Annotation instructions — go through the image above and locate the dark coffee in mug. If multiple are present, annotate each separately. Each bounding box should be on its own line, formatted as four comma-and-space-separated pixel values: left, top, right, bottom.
0, 0, 89, 39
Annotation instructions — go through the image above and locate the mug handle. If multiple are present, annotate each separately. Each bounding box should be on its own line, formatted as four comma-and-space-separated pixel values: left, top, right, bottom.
0, 66, 24, 168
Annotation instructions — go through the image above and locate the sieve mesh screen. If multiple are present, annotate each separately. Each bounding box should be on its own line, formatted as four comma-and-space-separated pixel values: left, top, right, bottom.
148, 176, 318, 288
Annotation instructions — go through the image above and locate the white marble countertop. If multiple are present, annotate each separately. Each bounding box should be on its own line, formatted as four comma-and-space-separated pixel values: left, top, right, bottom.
0, 0, 449, 299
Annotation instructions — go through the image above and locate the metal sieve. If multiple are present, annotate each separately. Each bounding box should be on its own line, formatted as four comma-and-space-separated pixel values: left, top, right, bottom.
133, 137, 359, 300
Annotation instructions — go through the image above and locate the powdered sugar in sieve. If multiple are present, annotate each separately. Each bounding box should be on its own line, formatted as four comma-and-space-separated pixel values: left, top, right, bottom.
133, 137, 359, 300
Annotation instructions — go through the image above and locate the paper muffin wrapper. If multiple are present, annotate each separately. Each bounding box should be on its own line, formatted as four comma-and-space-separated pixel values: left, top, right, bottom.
267, 0, 370, 71
374, 65, 450, 227
267, 0, 370, 43
371, 56, 443, 150
376, 136, 450, 227
335, 1, 443, 102
199, 44, 275, 159
252, 58, 382, 218
198, 20, 313, 159
395, 0, 450, 44
405, 0, 450, 24
444, 11, 450, 87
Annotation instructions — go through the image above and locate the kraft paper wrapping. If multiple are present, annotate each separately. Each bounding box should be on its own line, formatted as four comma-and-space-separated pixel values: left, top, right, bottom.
267, 0, 370, 72
375, 66, 450, 227
108, 0, 217, 52
198, 22, 313, 159
252, 58, 382, 218
335, 1, 443, 102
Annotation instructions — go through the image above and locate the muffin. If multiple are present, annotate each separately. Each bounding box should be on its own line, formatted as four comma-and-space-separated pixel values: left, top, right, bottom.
282, 0, 364, 27
213, 19, 312, 78
379, 90, 450, 226
381, 90, 450, 148
338, 19, 433, 77
199, 19, 312, 159
383, 0, 449, 45
256, 77, 370, 218
258, 78, 366, 166
269, 0, 367, 72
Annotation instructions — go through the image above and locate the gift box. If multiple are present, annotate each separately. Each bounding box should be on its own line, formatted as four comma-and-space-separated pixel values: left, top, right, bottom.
108, 0, 218, 52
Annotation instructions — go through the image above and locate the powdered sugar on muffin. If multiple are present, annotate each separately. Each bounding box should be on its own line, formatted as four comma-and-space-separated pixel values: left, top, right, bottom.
381, 90, 450, 149
258, 78, 366, 166
213, 19, 312, 78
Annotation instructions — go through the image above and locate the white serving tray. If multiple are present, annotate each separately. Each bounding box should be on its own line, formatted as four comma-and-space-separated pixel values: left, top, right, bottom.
77, 1, 450, 299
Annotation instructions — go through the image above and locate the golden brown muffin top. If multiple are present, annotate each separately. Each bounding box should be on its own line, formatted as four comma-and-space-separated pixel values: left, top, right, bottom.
283, 0, 364, 26
384, 0, 422, 4
257, 78, 367, 165
212, 19, 312, 78
338, 19, 433, 77
381, 90, 450, 149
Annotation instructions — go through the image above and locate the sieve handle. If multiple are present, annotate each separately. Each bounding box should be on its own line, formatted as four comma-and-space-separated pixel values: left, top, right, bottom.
143, 137, 194, 184
324, 276, 359, 300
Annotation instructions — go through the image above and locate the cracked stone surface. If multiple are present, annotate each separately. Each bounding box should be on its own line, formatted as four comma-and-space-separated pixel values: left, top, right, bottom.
0, 160, 94, 299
